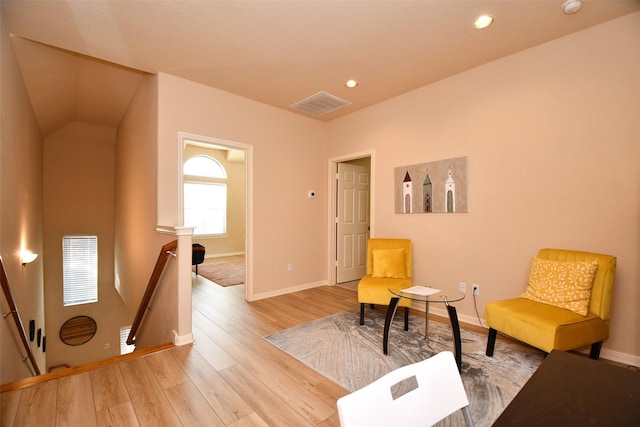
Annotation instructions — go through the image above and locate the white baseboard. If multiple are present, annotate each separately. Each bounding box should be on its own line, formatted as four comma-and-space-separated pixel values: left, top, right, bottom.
599, 348, 640, 368
173, 331, 194, 346
251, 280, 328, 301
204, 251, 245, 259
425, 306, 484, 330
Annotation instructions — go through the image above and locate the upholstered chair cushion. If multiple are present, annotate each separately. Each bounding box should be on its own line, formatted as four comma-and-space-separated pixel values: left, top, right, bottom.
358, 276, 412, 308
520, 257, 598, 316
372, 248, 407, 279
486, 298, 609, 353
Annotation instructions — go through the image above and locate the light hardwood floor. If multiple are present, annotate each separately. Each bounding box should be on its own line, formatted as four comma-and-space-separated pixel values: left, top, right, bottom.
1, 278, 363, 426
5, 275, 628, 426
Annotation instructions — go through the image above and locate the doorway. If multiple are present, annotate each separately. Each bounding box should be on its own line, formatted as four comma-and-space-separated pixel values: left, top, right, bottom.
178, 132, 253, 299
329, 152, 373, 285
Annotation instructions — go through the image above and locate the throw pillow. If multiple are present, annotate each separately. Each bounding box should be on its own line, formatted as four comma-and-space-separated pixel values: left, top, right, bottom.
520, 257, 598, 316
371, 248, 407, 279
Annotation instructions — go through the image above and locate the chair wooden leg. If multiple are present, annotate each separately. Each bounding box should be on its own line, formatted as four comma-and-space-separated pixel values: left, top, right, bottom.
486, 328, 497, 357
360, 303, 365, 325
590, 341, 603, 360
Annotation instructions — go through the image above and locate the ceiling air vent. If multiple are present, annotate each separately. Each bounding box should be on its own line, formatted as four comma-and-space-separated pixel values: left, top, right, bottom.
290, 91, 351, 116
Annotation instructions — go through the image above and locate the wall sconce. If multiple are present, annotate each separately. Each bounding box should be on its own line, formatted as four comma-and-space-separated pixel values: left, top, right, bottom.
21, 250, 38, 266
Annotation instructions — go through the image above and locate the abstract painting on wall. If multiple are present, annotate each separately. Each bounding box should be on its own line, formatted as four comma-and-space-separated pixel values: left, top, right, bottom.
395, 156, 468, 214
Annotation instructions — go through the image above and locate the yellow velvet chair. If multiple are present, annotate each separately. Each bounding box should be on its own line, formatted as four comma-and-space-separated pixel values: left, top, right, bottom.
486, 248, 616, 360
358, 238, 412, 329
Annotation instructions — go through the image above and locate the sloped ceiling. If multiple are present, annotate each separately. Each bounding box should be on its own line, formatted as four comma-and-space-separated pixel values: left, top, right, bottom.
11, 37, 145, 136
3, 0, 639, 136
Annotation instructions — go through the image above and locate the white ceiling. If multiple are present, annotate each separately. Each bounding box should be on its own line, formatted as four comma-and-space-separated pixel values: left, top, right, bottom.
3, 0, 639, 135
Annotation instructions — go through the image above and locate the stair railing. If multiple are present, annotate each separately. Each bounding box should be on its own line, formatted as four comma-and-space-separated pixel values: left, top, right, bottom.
0, 256, 41, 376
127, 240, 178, 345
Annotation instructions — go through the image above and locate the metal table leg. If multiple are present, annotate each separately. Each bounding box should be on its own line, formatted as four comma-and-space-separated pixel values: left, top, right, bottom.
446, 303, 463, 372
384, 296, 463, 373
383, 297, 400, 355
424, 301, 429, 338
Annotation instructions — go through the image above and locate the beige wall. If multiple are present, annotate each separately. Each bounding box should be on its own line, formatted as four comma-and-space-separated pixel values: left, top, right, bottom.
115, 75, 178, 348
0, 9, 46, 383
42, 122, 132, 368
157, 73, 328, 298
2, 8, 639, 385
327, 13, 640, 362
185, 145, 246, 256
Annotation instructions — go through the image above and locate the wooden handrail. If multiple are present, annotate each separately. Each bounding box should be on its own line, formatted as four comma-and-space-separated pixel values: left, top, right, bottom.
1, 342, 174, 392
127, 240, 178, 345
0, 257, 41, 376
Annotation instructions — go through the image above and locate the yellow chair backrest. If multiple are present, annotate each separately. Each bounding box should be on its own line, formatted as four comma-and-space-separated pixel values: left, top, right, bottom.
537, 248, 616, 320
366, 238, 412, 278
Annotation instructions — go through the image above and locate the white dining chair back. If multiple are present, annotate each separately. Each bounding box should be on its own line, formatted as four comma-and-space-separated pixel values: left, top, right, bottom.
336, 351, 474, 427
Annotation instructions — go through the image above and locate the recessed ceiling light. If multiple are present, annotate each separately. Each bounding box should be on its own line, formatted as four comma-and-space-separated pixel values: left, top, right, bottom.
561, 0, 582, 14
345, 79, 358, 88
474, 15, 494, 29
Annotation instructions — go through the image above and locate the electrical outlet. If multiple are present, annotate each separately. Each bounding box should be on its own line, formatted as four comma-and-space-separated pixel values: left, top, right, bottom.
287, 263, 293, 272
459, 282, 467, 293
472, 284, 480, 296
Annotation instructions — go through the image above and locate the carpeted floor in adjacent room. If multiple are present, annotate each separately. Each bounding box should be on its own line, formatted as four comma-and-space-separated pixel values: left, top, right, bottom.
194, 256, 245, 287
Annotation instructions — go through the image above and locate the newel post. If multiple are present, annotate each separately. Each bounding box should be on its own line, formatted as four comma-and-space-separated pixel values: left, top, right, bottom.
173, 226, 195, 346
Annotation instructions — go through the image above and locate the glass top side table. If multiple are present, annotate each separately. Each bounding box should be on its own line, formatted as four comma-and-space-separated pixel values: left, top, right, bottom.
385, 285, 466, 371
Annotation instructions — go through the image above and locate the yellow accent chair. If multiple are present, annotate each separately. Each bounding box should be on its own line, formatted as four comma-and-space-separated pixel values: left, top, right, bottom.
486, 248, 616, 360
358, 238, 412, 329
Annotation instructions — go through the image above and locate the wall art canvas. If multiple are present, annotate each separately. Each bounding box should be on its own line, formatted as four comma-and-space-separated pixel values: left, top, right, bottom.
395, 156, 468, 214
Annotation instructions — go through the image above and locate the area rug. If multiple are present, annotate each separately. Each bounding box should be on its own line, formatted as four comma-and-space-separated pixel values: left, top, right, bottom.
194, 259, 245, 287
266, 308, 545, 427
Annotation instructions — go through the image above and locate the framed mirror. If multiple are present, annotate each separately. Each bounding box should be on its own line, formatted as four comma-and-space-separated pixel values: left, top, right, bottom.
60, 315, 97, 346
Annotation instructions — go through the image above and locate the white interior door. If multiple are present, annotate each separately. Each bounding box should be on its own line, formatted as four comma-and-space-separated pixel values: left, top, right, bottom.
336, 162, 370, 283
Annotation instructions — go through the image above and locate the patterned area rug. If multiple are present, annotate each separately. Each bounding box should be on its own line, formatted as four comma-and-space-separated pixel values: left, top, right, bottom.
266, 307, 545, 427
194, 259, 245, 287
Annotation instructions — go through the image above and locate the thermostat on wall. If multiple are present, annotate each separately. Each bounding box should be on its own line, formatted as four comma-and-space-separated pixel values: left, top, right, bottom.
308, 190, 317, 198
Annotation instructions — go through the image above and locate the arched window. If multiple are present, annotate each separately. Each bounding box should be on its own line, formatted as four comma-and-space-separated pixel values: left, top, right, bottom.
184, 155, 226, 178
183, 156, 227, 236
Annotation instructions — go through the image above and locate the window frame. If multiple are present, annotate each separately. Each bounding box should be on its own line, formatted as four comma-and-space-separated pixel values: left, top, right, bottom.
62, 235, 98, 307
